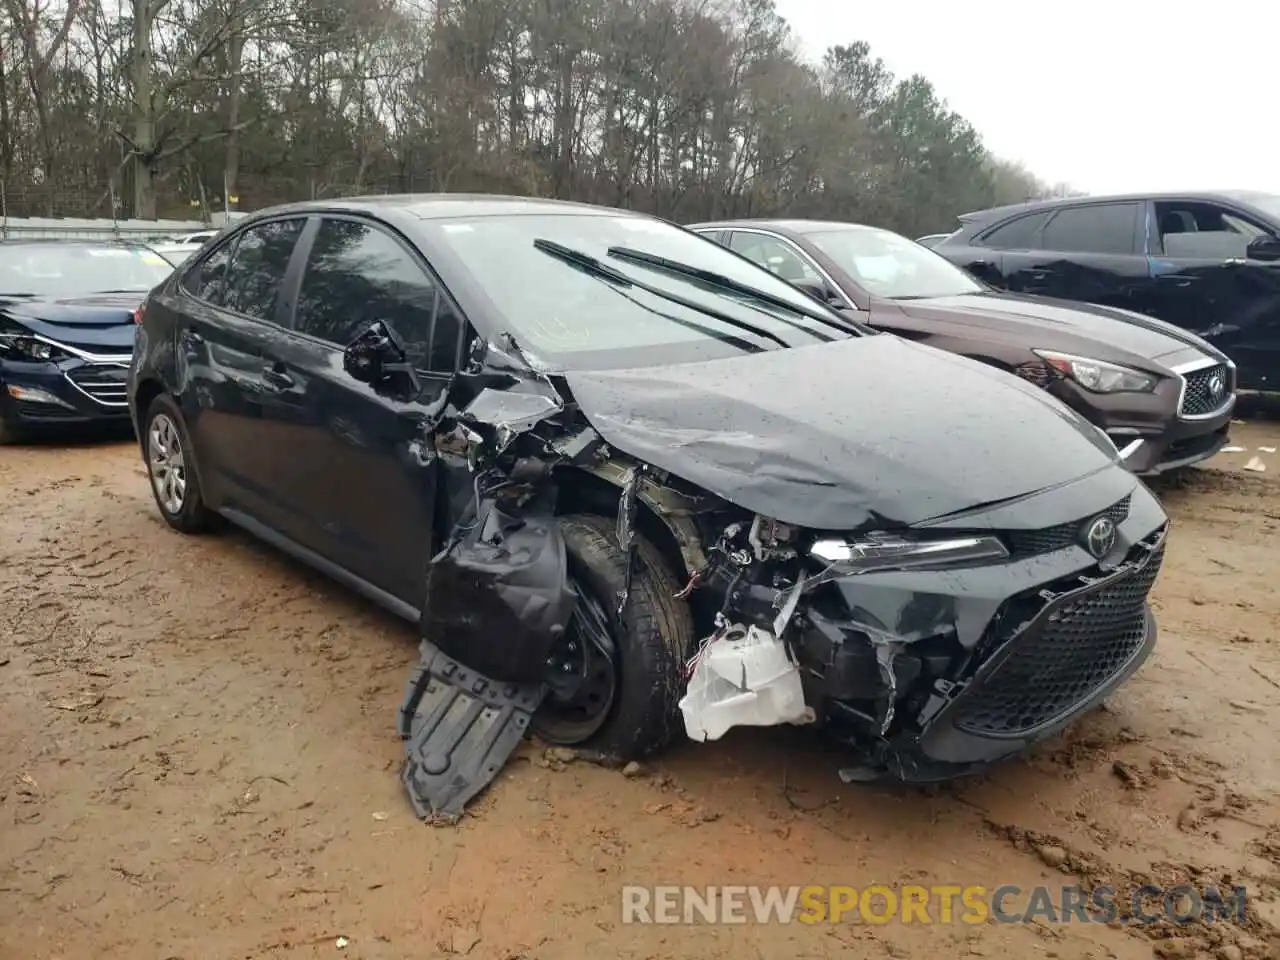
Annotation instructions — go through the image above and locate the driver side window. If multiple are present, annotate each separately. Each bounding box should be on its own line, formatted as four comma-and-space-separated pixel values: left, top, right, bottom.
727, 232, 822, 284
294, 217, 463, 374
1154, 201, 1270, 259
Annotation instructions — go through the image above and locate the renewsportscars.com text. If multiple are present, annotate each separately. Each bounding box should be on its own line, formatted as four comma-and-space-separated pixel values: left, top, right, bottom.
620, 884, 1248, 925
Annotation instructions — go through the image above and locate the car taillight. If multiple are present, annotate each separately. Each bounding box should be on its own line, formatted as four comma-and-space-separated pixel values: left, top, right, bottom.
132, 306, 145, 324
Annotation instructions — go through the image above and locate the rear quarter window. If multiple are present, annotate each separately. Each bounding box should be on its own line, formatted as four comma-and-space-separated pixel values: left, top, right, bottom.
182, 241, 234, 304
977, 211, 1052, 249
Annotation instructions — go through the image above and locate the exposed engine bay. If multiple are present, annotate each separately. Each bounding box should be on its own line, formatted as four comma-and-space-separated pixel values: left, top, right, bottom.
397, 336, 1168, 823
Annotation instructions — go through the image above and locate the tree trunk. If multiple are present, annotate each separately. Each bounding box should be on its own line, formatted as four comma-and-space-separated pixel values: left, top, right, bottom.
222, 17, 245, 205
131, 0, 156, 219
0, 49, 11, 190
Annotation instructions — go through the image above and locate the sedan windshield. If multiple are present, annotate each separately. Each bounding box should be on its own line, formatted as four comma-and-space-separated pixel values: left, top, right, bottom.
1237, 192, 1280, 223
424, 213, 858, 370
805, 226, 985, 300
0, 243, 174, 297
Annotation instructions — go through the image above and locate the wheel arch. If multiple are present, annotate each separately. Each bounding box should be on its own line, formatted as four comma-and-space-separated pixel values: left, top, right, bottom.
132, 377, 167, 455
554, 463, 708, 592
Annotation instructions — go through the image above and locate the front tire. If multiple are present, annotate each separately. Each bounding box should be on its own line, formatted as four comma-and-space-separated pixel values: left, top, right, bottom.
0, 414, 26, 445
533, 513, 695, 760
143, 394, 217, 533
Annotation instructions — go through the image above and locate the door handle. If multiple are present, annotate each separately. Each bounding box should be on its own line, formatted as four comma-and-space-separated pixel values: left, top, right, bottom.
1158, 276, 1197, 287
262, 365, 295, 391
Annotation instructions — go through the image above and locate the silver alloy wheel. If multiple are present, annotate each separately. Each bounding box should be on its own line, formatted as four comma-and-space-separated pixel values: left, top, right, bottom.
148, 413, 187, 515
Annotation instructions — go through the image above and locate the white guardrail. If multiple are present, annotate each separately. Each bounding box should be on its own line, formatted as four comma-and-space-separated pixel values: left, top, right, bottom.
1, 214, 244, 241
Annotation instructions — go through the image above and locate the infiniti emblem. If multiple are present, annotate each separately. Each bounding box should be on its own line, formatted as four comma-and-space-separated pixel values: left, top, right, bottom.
1083, 515, 1117, 559
1207, 373, 1225, 401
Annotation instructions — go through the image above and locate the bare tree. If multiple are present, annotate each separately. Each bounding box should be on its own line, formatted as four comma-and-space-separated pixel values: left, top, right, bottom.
5, 0, 82, 212
1, 0, 1066, 227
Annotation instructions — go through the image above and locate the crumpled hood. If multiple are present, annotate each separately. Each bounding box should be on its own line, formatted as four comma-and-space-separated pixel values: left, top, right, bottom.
564, 334, 1121, 531
1, 293, 141, 352
894, 291, 1216, 363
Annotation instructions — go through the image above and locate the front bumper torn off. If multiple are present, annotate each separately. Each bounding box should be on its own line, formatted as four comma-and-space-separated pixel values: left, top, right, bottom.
679, 501, 1168, 785
818, 526, 1167, 783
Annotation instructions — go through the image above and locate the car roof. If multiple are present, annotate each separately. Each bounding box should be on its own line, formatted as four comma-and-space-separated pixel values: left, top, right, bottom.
687, 218, 885, 236
243, 193, 648, 222
957, 189, 1280, 226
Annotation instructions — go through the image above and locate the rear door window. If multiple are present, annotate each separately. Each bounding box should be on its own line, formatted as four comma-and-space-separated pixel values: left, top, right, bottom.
1040, 203, 1140, 255
726, 231, 823, 283
204, 218, 306, 321
293, 217, 463, 374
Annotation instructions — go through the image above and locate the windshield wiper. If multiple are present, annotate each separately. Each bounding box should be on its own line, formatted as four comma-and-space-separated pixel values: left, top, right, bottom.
606, 246, 862, 337
533, 239, 634, 286
597, 282, 766, 354
532, 239, 790, 350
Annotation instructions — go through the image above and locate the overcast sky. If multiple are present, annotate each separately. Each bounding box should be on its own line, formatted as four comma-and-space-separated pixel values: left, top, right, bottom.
775, 0, 1279, 196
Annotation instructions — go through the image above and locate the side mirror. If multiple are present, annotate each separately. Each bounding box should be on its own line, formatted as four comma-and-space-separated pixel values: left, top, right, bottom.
1246, 235, 1280, 262
793, 278, 844, 307
343, 321, 420, 398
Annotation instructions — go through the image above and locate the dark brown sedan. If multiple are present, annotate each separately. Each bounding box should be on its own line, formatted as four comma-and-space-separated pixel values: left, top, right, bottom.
688, 218, 1237, 475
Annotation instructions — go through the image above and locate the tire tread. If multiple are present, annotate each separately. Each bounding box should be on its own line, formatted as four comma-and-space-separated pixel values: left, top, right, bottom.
555, 513, 696, 758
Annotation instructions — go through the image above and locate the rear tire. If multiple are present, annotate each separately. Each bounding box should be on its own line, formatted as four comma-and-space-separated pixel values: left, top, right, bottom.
142, 394, 218, 533
533, 513, 695, 760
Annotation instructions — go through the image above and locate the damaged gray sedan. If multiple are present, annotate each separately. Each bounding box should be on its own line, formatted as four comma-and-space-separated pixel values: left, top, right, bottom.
127, 195, 1169, 820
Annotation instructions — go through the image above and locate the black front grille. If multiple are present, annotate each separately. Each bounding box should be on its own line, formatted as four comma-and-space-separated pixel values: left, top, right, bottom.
953, 541, 1164, 737
1006, 494, 1131, 558
1180, 364, 1231, 417
14, 399, 82, 420
65, 363, 129, 407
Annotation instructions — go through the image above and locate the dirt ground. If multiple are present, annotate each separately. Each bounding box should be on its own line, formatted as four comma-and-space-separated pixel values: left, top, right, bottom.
2, 421, 1280, 960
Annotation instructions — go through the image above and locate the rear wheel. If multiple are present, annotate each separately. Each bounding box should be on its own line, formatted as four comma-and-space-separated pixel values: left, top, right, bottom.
533, 514, 695, 759
143, 394, 218, 533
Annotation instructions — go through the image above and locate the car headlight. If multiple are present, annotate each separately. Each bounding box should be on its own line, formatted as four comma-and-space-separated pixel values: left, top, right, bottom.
0, 333, 67, 363
1032, 349, 1156, 394
808, 533, 1009, 572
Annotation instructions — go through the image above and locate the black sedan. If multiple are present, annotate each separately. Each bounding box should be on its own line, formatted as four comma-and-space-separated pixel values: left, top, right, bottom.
0, 239, 174, 442
128, 195, 1168, 818
689, 219, 1236, 476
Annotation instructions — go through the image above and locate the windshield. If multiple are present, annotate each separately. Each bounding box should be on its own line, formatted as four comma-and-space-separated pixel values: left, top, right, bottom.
805, 226, 985, 300
425, 213, 857, 370
1239, 193, 1280, 223
0, 244, 174, 297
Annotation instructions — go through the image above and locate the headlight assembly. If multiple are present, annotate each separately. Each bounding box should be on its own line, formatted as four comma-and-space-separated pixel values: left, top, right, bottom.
1032, 349, 1156, 394
0, 333, 68, 363
808, 533, 1008, 572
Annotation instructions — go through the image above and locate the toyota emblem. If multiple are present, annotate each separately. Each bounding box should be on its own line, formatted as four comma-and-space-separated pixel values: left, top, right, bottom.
1207, 373, 1225, 401
1083, 515, 1117, 559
